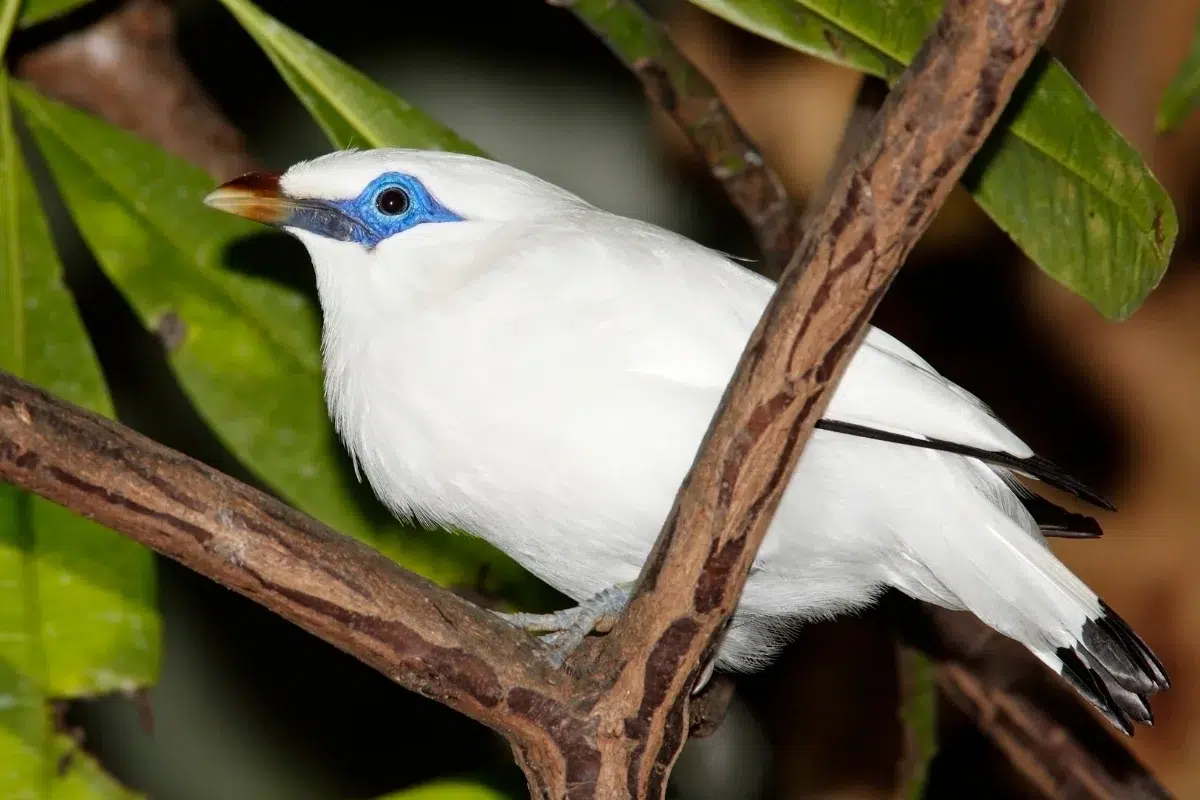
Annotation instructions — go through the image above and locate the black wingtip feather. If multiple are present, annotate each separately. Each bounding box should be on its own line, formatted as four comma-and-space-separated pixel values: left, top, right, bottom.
816, 419, 1116, 511
1016, 491, 1104, 538
1020, 455, 1117, 511
1040, 526, 1103, 539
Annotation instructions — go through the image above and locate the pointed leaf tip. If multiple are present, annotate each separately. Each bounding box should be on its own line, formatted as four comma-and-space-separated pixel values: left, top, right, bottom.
217, 0, 486, 155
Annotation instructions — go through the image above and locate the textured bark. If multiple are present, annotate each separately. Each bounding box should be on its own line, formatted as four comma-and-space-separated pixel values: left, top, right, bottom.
0, 373, 577, 792
574, 0, 1067, 795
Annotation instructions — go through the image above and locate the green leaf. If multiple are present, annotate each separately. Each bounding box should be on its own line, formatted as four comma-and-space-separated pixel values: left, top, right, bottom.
0, 0, 19, 55
685, 0, 1177, 319
18, 0, 92, 29
1, 71, 157, 798
12, 82, 539, 603
0, 723, 142, 799
1157, 15, 1200, 132
376, 780, 512, 800
216, 0, 484, 154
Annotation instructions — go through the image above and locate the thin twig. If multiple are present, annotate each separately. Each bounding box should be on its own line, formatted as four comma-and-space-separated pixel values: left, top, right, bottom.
554, 0, 799, 277
913, 603, 1172, 799
799, 75, 890, 235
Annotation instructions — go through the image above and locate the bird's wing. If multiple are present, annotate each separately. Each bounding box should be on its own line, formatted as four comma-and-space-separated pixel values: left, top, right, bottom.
610, 222, 1026, 452
822, 328, 1032, 457
598, 219, 1109, 509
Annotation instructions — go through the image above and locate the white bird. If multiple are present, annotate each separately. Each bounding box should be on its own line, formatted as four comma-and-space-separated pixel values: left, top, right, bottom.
205, 148, 1168, 734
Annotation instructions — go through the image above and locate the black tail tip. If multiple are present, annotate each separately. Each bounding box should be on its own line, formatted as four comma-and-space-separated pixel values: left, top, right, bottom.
1087, 601, 1170, 691
1054, 603, 1169, 735
1055, 646, 1143, 736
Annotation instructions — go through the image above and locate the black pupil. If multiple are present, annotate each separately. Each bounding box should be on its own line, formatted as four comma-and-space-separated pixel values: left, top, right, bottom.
376, 188, 410, 215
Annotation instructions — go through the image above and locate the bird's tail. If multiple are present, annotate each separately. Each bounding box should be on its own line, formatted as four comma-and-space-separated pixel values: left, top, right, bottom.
1030, 596, 1169, 734
894, 475, 1169, 734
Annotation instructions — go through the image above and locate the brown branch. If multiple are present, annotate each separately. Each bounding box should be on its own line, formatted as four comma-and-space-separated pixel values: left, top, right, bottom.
0, 372, 586, 789
939, 663, 1171, 799
573, 0, 1065, 794
570, 1, 1173, 796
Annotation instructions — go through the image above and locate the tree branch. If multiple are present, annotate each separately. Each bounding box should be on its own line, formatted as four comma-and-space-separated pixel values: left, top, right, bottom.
938, 663, 1171, 798
554, 0, 799, 276
595, 2, 1169, 794
0, 371, 587, 783
572, 0, 1065, 793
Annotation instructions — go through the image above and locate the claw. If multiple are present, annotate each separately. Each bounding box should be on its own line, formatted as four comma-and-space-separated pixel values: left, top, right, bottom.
693, 657, 717, 695
495, 583, 633, 663
539, 630, 574, 666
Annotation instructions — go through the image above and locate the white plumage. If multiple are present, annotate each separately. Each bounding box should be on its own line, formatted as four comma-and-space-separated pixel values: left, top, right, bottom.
206, 148, 1168, 734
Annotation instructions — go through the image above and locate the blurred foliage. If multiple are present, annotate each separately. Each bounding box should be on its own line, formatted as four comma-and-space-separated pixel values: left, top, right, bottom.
896, 649, 937, 800
377, 780, 513, 800
686, 0, 1178, 320
217, 0, 485, 154
15, 0, 88, 27
0, 0, 1185, 796
0, 0, 17, 49
1158, 12, 1200, 132
6, 733, 142, 799
0, 69, 158, 798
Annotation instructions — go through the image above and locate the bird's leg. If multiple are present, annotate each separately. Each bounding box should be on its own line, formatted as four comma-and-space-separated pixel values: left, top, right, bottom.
496, 583, 633, 665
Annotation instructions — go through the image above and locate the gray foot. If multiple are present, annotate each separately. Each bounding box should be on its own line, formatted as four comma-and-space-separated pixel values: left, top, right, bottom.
496, 583, 633, 665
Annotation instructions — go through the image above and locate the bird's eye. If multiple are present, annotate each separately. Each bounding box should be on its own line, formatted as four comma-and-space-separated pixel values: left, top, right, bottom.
375, 187, 411, 216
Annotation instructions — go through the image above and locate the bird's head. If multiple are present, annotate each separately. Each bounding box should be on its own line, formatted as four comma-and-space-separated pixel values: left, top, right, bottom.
204, 148, 591, 274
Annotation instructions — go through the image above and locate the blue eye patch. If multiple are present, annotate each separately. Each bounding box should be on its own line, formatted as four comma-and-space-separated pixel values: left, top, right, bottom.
284, 171, 463, 248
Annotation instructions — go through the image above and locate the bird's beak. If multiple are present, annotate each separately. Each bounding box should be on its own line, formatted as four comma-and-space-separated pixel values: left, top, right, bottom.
203, 172, 293, 225
204, 172, 370, 243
